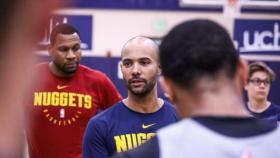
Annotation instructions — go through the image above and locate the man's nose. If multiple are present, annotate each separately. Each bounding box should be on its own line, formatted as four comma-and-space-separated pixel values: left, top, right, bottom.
131, 63, 141, 75
66, 49, 76, 59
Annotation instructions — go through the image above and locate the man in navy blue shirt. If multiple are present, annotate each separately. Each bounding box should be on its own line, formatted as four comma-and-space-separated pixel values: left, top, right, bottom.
245, 61, 280, 124
83, 36, 178, 158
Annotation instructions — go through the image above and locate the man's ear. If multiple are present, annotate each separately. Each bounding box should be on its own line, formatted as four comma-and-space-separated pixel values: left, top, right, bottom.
120, 61, 124, 72
157, 64, 162, 76
238, 57, 249, 87
159, 76, 175, 103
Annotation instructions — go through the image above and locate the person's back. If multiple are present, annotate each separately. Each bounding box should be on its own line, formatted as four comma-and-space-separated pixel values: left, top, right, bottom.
112, 19, 280, 158
157, 118, 280, 158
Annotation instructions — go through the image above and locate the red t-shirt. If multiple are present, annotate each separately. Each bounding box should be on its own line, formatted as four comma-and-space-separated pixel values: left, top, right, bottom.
26, 63, 122, 158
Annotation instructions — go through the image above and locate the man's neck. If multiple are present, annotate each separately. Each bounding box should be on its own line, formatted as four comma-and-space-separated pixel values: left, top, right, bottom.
49, 62, 75, 77
248, 99, 270, 113
192, 96, 249, 117
181, 79, 250, 118
124, 90, 163, 113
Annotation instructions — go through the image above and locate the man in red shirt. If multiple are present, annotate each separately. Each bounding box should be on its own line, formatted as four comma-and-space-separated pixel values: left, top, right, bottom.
26, 23, 122, 158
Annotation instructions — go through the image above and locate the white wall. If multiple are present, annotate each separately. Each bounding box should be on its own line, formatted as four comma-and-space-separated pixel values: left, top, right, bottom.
54, 9, 280, 57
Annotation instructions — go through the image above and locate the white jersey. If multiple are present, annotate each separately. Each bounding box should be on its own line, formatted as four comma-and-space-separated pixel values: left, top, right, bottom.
157, 118, 280, 158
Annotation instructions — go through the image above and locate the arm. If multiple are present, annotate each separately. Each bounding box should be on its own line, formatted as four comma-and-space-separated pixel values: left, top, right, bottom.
83, 118, 110, 158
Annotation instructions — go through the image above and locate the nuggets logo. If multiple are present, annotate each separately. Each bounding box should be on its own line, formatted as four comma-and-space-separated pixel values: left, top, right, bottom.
114, 133, 155, 153
33, 91, 92, 126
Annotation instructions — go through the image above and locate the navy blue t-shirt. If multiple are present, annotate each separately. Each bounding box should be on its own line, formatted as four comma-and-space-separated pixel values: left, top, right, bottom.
83, 100, 178, 158
246, 103, 280, 123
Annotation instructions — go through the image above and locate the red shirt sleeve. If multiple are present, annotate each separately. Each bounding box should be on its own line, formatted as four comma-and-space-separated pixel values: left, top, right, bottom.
100, 75, 122, 110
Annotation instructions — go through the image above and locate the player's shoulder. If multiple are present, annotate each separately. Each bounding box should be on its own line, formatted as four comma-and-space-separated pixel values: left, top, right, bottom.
162, 100, 177, 114
158, 119, 188, 135
34, 62, 49, 70
271, 103, 280, 109
88, 101, 123, 126
157, 119, 206, 143
79, 64, 108, 79
32, 62, 50, 78
162, 100, 175, 109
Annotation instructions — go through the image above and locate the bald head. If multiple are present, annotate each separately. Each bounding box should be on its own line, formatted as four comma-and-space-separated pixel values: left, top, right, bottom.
121, 36, 159, 63
120, 36, 161, 97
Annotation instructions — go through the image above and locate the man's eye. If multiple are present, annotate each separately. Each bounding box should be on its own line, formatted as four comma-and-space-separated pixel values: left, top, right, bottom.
72, 45, 81, 52
251, 78, 271, 86
59, 47, 68, 52
256, 80, 262, 84
140, 60, 150, 65
72, 47, 80, 52
123, 62, 132, 67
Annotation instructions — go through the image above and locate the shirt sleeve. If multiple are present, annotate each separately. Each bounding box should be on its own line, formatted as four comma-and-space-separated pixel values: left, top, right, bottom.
83, 118, 109, 158
100, 76, 122, 110
277, 110, 280, 121
273, 104, 280, 121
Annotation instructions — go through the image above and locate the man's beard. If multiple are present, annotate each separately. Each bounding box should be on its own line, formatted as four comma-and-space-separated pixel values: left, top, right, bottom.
56, 61, 79, 74
125, 77, 156, 97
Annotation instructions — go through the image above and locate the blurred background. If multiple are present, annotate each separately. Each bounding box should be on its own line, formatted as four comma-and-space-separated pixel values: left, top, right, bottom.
37, 0, 280, 103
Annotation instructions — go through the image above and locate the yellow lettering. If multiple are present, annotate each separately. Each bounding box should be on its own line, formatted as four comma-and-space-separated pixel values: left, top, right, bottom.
131, 134, 138, 148
137, 133, 146, 145
113, 133, 155, 153
114, 135, 127, 153
125, 134, 133, 150
34, 92, 42, 106
33, 92, 93, 110
68, 93, 76, 107
51, 92, 59, 106
42, 92, 51, 106
76, 94, 84, 108
147, 133, 155, 140
60, 92, 68, 106
84, 95, 92, 109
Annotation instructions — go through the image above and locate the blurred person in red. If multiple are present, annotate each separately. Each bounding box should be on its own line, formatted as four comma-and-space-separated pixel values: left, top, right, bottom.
0, 0, 57, 157
25, 23, 122, 158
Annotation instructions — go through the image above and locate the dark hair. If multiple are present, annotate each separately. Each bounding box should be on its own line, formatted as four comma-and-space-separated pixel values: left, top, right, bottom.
50, 23, 80, 45
249, 61, 276, 82
160, 19, 239, 89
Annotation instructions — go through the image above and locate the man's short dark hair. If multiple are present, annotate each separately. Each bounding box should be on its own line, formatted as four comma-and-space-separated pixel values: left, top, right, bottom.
50, 23, 80, 45
160, 19, 239, 89
249, 61, 276, 82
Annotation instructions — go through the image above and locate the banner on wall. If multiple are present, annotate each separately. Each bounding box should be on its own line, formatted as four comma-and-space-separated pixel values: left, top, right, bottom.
233, 18, 280, 104
233, 19, 280, 55
38, 15, 93, 51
